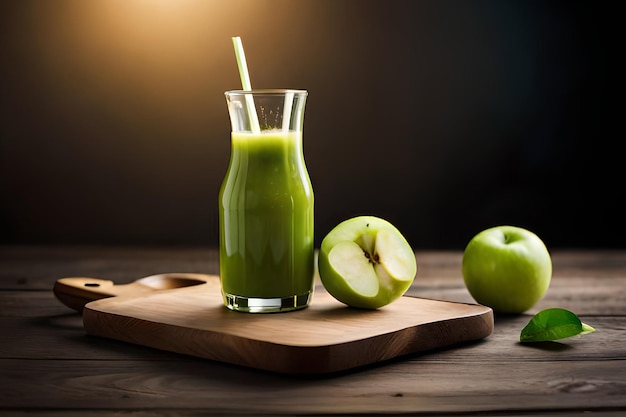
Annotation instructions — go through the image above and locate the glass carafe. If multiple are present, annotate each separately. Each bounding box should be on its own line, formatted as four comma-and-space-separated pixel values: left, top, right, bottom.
219, 90, 314, 313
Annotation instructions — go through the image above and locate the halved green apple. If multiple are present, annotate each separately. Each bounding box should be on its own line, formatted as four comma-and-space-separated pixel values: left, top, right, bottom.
318, 216, 417, 309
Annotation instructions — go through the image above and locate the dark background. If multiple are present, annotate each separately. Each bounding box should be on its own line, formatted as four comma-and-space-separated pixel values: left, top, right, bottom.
0, 0, 621, 250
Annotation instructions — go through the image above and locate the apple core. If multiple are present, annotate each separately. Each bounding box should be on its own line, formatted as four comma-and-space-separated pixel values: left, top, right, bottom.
318, 216, 417, 309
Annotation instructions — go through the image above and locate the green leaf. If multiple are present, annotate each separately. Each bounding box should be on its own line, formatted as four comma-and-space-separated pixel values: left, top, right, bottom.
520, 308, 596, 343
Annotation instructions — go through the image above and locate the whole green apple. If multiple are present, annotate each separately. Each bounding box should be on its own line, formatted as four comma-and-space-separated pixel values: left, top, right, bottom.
462, 226, 552, 314
318, 216, 417, 309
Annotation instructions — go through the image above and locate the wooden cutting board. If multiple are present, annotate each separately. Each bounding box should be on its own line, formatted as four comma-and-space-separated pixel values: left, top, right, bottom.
83, 276, 493, 375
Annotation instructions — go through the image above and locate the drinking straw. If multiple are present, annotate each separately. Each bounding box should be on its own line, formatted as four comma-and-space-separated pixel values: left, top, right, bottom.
232, 37, 261, 134
281, 91, 294, 131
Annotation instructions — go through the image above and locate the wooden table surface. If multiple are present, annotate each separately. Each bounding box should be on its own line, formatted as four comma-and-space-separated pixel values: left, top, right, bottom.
1, 246, 625, 416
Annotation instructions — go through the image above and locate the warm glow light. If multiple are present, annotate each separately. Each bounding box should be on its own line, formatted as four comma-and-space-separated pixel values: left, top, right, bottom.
26, 0, 271, 134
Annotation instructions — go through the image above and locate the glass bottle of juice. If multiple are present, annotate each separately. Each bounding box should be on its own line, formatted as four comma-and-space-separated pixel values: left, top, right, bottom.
219, 90, 314, 313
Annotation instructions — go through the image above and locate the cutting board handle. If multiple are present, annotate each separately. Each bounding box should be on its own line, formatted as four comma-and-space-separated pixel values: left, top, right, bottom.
53, 273, 214, 312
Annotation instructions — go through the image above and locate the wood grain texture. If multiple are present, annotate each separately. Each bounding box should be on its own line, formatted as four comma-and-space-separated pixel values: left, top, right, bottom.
1, 359, 625, 414
1, 247, 625, 416
82, 277, 493, 374
53, 273, 213, 311
0, 245, 219, 290
1, 302, 622, 362
2, 413, 625, 417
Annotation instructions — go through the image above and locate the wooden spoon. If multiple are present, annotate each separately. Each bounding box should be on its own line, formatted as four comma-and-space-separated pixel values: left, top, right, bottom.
53, 273, 217, 312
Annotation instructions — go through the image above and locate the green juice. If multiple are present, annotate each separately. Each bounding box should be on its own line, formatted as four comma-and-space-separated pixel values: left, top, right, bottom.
219, 130, 314, 307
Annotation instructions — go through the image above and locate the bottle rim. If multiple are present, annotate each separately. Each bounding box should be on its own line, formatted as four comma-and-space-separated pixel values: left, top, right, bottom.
225, 89, 307, 96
